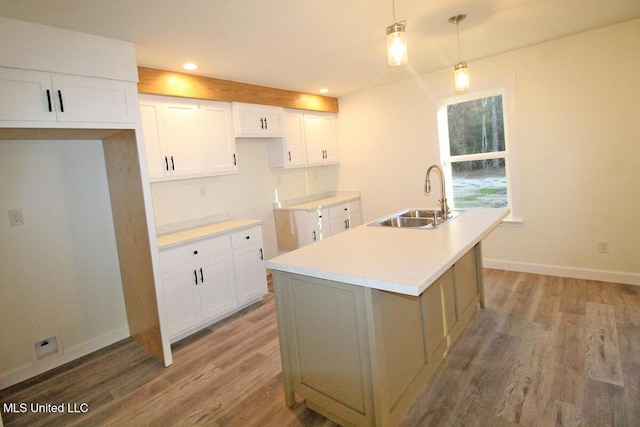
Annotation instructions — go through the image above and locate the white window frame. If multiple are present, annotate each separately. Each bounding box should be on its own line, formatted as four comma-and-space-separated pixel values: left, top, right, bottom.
436, 76, 522, 223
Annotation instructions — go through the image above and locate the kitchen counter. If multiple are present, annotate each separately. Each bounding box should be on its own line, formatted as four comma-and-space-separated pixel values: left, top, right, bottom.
273, 191, 360, 212
267, 207, 509, 296
157, 217, 262, 249
270, 207, 508, 426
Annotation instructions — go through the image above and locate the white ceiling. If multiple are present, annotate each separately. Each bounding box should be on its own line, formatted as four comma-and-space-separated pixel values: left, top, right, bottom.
1, 0, 639, 97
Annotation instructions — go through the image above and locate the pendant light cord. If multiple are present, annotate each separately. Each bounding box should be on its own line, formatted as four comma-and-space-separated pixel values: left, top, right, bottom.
392, 0, 397, 23
449, 14, 467, 62
456, 22, 462, 60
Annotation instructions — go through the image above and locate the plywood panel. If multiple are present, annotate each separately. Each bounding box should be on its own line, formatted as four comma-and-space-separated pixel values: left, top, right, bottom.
102, 130, 167, 363
137, 67, 339, 113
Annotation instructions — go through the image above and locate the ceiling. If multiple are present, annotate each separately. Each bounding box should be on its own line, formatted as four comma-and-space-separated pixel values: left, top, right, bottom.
1, 0, 639, 97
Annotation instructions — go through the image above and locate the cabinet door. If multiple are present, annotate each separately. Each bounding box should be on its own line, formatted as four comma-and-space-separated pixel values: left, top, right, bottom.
161, 264, 201, 338
0, 68, 56, 122
233, 244, 268, 303
304, 113, 339, 165
329, 201, 362, 235
232, 102, 284, 137
201, 101, 238, 175
198, 252, 237, 319
139, 100, 168, 180
422, 268, 455, 363
232, 226, 268, 303
349, 200, 363, 228
329, 204, 350, 235
282, 110, 307, 167
306, 208, 330, 243
160, 100, 206, 179
454, 246, 479, 316
51, 73, 138, 123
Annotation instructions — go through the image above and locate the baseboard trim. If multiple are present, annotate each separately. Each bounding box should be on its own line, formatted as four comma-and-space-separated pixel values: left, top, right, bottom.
484, 259, 640, 286
0, 327, 129, 390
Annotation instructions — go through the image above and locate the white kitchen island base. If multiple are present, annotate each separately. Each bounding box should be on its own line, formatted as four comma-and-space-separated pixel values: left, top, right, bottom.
273, 244, 484, 427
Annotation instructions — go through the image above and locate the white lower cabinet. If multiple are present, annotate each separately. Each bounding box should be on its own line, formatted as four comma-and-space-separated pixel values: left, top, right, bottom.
159, 225, 267, 341
232, 227, 268, 304
274, 198, 361, 252
328, 200, 362, 235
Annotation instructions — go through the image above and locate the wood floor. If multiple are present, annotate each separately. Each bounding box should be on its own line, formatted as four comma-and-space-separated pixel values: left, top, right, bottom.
1, 269, 639, 426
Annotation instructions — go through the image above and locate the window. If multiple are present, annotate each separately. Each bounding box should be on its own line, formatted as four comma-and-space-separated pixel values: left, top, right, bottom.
437, 86, 521, 221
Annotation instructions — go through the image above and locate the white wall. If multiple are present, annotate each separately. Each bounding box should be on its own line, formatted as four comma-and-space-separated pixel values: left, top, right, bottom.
150, 139, 340, 259
0, 139, 129, 386
336, 19, 640, 283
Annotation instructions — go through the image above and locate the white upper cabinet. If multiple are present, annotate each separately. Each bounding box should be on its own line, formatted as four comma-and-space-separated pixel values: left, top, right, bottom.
139, 101, 166, 179
160, 100, 206, 178
0, 68, 57, 122
0, 67, 138, 124
232, 102, 284, 137
200, 101, 238, 175
269, 109, 339, 168
268, 110, 307, 168
139, 96, 206, 181
139, 95, 238, 182
305, 112, 339, 166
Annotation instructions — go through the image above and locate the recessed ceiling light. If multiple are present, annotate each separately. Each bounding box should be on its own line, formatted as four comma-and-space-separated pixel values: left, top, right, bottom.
183, 62, 198, 71
319, 88, 330, 94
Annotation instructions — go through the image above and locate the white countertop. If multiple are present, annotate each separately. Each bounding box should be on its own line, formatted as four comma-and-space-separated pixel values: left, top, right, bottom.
274, 191, 360, 212
266, 208, 509, 296
157, 218, 262, 249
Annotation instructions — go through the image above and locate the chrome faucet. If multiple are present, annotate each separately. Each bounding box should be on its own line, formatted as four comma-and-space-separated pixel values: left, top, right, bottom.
425, 164, 450, 219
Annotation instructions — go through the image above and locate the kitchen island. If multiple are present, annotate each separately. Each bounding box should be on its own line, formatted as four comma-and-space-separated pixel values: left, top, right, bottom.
266, 207, 509, 427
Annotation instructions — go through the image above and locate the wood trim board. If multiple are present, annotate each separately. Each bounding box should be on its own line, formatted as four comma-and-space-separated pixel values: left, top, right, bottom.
137, 67, 339, 113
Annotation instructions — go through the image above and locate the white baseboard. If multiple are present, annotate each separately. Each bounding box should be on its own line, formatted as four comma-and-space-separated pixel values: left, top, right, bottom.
0, 327, 129, 390
484, 259, 640, 286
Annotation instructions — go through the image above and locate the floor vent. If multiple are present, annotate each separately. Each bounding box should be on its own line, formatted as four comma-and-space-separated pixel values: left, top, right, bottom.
33, 336, 61, 361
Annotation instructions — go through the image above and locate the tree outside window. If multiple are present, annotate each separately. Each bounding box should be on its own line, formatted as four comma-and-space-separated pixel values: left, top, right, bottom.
438, 92, 510, 209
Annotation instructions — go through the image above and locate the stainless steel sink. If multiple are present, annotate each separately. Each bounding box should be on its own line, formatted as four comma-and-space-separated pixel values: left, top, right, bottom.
374, 216, 434, 228
369, 209, 463, 229
401, 209, 442, 219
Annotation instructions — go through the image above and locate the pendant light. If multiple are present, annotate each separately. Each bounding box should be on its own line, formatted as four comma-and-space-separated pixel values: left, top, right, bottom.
449, 14, 469, 92
386, 0, 407, 66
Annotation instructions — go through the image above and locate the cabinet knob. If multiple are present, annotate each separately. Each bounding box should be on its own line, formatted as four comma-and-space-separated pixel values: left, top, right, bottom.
245, 235, 251, 240
193, 250, 198, 254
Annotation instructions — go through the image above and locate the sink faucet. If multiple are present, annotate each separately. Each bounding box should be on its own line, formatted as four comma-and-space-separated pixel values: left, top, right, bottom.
425, 164, 450, 219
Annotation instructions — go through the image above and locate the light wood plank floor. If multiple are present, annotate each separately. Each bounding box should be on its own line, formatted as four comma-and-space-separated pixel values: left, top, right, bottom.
1, 270, 639, 426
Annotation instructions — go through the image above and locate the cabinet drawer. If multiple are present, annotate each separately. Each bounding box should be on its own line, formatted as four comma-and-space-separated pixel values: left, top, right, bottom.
329, 203, 350, 218
231, 226, 263, 248
159, 235, 231, 270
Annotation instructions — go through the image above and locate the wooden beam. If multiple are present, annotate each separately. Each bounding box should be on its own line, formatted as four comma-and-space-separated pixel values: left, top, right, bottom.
137, 67, 339, 113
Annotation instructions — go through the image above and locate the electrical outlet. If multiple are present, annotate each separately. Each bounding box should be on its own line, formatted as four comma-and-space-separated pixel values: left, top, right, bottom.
597, 240, 610, 254
8, 209, 24, 226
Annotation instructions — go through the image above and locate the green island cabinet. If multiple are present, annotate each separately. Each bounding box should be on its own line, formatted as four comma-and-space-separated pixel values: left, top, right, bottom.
273, 244, 484, 427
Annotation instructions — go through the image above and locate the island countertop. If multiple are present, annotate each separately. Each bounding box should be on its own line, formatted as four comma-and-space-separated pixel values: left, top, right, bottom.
266, 207, 509, 296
